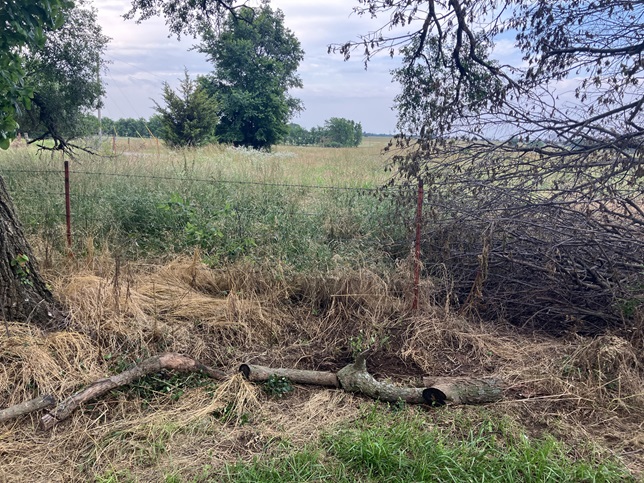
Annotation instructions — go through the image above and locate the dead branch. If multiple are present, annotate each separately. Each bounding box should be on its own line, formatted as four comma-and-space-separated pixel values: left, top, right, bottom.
0, 395, 56, 423
336, 351, 426, 404
40, 353, 226, 430
240, 359, 506, 406
33, 352, 505, 431
239, 364, 339, 388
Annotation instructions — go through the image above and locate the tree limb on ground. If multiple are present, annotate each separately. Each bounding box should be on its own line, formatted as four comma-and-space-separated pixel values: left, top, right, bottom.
0, 394, 56, 423
243, 353, 505, 406
239, 363, 340, 388
39, 352, 227, 430
336, 351, 426, 404
422, 376, 505, 405
0, 352, 505, 429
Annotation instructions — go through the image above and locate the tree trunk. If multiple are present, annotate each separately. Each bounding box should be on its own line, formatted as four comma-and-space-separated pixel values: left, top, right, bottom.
0, 175, 64, 329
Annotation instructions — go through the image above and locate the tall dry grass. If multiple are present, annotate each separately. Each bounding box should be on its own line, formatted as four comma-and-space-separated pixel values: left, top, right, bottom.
0, 255, 642, 481
0, 138, 409, 269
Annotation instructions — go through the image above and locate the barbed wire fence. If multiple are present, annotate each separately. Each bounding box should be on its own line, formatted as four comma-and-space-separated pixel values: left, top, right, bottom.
5, 162, 640, 335
0, 166, 424, 298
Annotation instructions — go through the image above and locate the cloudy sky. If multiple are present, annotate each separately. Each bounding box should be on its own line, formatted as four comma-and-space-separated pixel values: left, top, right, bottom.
94, 0, 406, 134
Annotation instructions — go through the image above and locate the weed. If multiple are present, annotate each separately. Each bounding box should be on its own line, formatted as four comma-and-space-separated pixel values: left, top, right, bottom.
10, 254, 32, 286
0, 142, 407, 270
95, 469, 135, 483
218, 408, 634, 482
262, 375, 294, 399
349, 329, 390, 355
212, 402, 250, 425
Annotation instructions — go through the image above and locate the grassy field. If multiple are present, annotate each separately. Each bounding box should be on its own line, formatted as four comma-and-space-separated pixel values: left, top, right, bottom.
1, 137, 410, 268
0, 139, 642, 482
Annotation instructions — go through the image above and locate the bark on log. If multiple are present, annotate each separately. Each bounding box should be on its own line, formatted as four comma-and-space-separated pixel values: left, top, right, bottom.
0, 394, 56, 422
422, 377, 504, 406
336, 352, 425, 404
40, 353, 227, 430
240, 364, 339, 388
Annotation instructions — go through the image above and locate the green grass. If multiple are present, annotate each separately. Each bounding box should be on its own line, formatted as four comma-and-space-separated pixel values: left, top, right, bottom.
0, 141, 410, 270
219, 407, 633, 483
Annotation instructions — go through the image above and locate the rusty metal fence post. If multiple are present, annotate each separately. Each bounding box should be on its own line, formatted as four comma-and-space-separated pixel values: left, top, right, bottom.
63, 157, 72, 254
412, 178, 424, 311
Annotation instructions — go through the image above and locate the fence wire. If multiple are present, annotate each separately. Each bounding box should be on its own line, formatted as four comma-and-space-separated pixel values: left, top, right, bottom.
0, 167, 416, 267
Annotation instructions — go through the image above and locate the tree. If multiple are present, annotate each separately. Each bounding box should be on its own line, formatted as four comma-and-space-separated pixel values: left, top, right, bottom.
114, 117, 148, 138
335, 0, 644, 333
284, 123, 309, 145
198, 3, 304, 149
324, 118, 363, 147
284, 119, 363, 147
125, 0, 242, 38
0, 0, 72, 328
17, 1, 109, 151
0, 0, 71, 148
153, 70, 219, 148
147, 114, 164, 138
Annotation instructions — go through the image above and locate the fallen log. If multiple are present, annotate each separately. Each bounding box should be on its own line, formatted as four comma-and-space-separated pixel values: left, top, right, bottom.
40, 352, 227, 430
422, 377, 505, 406
336, 351, 426, 404
240, 359, 506, 406
0, 394, 56, 423
239, 364, 339, 388
34, 352, 504, 431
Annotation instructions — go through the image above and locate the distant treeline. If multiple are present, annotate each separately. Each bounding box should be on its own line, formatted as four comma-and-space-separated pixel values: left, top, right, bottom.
285, 118, 363, 147
78, 114, 164, 139
31, 114, 370, 147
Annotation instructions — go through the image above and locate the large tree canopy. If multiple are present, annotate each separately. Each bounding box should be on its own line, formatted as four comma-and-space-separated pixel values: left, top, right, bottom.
339, 0, 644, 200
336, 0, 644, 333
124, 0, 242, 38
198, 3, 304, 149
17, 1, 110, 150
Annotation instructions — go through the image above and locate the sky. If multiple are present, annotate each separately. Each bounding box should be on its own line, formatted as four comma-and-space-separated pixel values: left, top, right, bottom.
94, 0, 406, 134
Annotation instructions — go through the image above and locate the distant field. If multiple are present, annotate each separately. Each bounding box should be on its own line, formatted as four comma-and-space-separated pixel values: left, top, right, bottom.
0, 137, 411, 268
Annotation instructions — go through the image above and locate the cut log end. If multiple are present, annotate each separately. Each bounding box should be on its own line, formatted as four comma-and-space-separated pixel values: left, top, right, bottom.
422, 388, 448, 406
239, 364, 251, 380
423, 377, 505, 406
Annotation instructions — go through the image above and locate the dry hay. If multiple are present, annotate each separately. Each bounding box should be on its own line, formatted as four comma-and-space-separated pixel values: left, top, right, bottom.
52, 259, 287, 367
564, 335, 644, 409
1, 257, 643, 481
399, 305, 644, 475
0, 324, 102, 405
